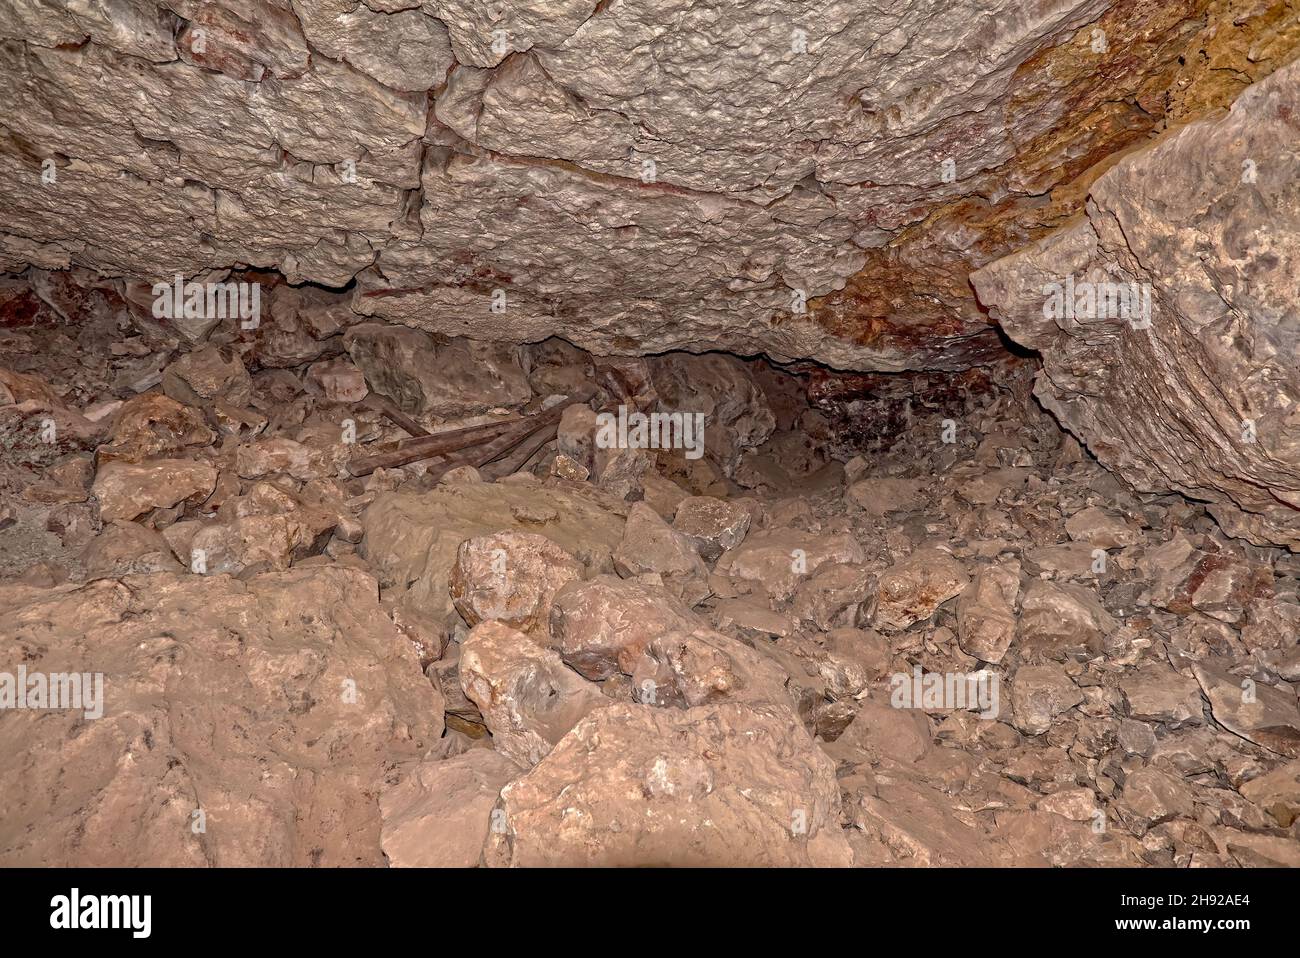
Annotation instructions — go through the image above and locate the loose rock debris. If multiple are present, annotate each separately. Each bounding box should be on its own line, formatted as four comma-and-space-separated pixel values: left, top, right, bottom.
1, 267, 1298, 868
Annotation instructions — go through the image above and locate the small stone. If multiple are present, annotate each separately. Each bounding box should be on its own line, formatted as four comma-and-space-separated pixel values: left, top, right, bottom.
1117, 718, 1158, 756
96, 393, 214, 463
845, 477, 924, 516
551, 453, 589, 481
486, 702, 849, 867
1018, 580, 1116, 660
1010, 664, 1084, 736
1036, 787, 1098, 822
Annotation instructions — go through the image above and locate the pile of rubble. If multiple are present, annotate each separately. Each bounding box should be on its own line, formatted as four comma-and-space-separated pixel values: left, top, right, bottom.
1, 270, 1297, 867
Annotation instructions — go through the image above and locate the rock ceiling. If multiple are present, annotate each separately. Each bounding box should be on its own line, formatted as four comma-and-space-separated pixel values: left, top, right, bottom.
0, 0, 1297, 368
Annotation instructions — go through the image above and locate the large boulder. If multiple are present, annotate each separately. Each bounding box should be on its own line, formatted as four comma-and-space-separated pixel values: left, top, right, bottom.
0, 567, 443, 866
485, 702, 852, 867
973, 62, 1300, 549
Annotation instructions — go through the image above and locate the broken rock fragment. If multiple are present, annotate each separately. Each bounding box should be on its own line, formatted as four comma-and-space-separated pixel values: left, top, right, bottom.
1018, 580, 1116, 660
1193, 663, 1300, 759
449, 531, 585, 637
613, 502, 710, 607
459, 621, 609, 768
1119, 663, 1204, 727
956, 560, 1020, 664
161, 344, 253, 408
870, 548, 969, 633
548, 574, 706, 680
96, 393, 214, 464
380, 750, 521, 868
671, 494, 752, 562
344, 324, 531, 418
1011, 665, 1084, 736
0, 567, 442, 866
91, 458, 217, 522
486, 702, 851, 867
717, 528, 865, 605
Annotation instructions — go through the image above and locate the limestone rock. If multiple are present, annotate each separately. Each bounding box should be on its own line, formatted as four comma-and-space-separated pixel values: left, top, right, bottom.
649, 354, 776, 475
672, 495, 752, 562
1018, 580, 1116, 660
91, 458, 217, 521
380, 750, 521, 868
344, 324, 531, 418
846, 478, 926, 516
613, 502, 710, 607
305, 357, 368, 404
161, 345, 252, 409
96, 393, 214, 464
974, 62, 1300, 549
1193, 663, 1300, 759
460, 621, 609, 768
1011, 664, 1084, 736
81, 521, 185, 578
449, 531, 585, 637
791, 562, 874, 631
361, 481, 625, 635
956, 560, 1020, 664
871, 548, 968, 632
0, 567, 442, 866
716, 529, 865, 605
486, 702, 851, 867
1119, 663, 1205, 727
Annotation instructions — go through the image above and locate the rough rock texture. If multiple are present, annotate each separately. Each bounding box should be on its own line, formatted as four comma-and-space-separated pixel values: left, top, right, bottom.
362, 480, 625, 635
459, 621, 608, 768
974, 61, 1300, 549
485, 702, 852, 867
379, 749, 521, 868
0, 567, 443, 866
613, 502, 710, 608
5, 0, 1294, 368
450, 531, 585, 637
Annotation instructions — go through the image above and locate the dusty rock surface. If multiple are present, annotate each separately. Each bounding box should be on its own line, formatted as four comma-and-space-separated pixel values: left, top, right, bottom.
3, 44, 1300, 868
4, 1, 1294, 368
0, 567, 442, 866
974, 61, 1300, 549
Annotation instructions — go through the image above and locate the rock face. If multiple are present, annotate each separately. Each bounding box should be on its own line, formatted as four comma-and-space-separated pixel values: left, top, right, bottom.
973, 62, 1300, 549
6, 0, 1291, 369
0, 567, 443, 866
486, 702, 852, 867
